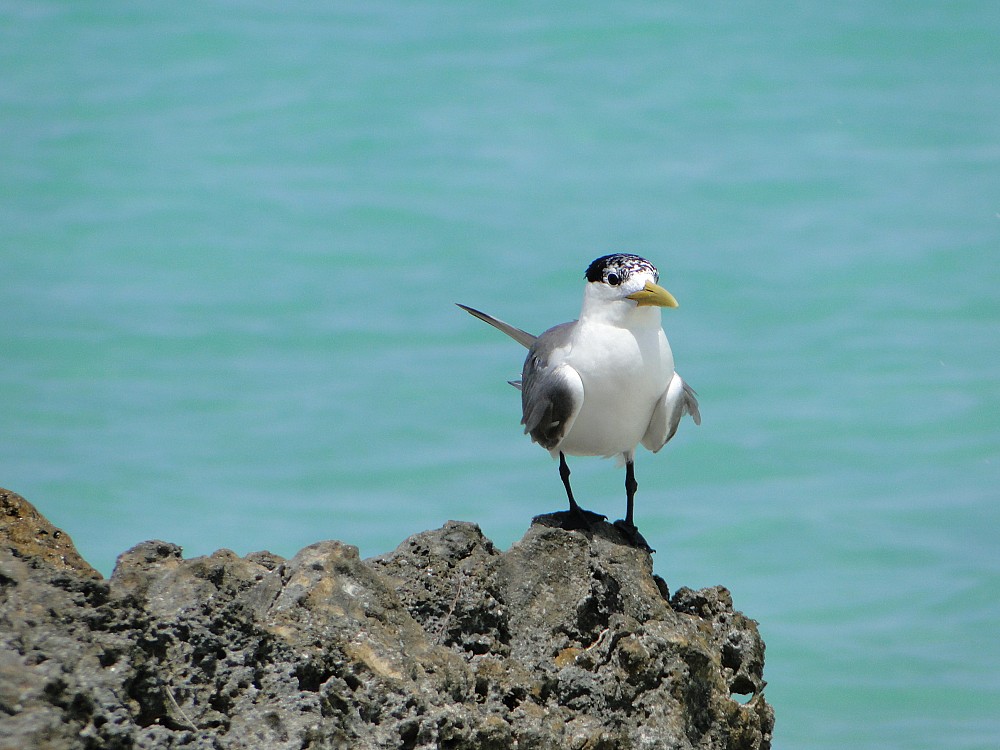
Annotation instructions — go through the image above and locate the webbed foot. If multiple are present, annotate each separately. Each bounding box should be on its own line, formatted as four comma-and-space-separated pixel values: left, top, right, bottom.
613, 519, 655, 553
532, 506, 607, 532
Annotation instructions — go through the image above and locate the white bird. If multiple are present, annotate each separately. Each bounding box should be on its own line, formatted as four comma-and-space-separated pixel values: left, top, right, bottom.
458, 253, 701, 551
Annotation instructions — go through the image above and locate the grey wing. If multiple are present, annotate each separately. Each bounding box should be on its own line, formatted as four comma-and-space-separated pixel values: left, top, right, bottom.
641, 372, 701, 453
520, 323, 584, 451
456, 304, 536, 349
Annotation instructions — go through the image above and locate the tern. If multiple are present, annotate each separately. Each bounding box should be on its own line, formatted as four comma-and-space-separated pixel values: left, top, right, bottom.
458, 253, 700, 551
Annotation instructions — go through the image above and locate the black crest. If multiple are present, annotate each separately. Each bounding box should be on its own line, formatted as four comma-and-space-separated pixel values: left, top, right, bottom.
584, 253, 659, 284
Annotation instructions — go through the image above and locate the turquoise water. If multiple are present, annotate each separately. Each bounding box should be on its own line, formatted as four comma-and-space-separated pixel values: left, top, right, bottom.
3, 2, 998, 747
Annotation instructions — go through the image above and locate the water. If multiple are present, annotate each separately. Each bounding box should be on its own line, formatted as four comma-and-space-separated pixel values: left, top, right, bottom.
3, 2, 998, 747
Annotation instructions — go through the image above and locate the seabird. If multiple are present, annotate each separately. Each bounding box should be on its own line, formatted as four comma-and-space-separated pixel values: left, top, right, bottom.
458, 253, 700, 551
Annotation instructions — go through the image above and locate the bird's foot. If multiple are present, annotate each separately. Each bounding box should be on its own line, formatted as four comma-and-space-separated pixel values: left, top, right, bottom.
612, 520, 656, 553
533, 506, 606, 532
567, 505, 607, 530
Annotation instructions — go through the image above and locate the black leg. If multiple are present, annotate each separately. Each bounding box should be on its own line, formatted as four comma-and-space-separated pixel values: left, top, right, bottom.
535, 452, 605, 530
614, 460, 655, 553
559, 452, 581, 513
624, 459, 638, 527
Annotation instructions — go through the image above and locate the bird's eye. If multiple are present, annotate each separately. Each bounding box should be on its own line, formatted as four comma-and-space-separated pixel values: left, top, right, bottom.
607, 272, 621, 286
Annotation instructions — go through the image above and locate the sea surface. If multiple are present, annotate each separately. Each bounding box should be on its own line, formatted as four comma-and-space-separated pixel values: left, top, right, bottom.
3, 2, 998, 747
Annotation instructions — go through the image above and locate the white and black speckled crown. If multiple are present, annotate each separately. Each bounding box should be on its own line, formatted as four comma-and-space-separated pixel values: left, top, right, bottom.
584, 254, 659, 285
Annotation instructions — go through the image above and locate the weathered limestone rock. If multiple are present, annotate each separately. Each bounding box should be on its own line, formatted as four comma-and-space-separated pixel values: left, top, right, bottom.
0, 489, 774, 749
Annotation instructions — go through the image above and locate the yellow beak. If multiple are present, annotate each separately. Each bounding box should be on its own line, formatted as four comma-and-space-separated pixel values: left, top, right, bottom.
626, 280, 678, 308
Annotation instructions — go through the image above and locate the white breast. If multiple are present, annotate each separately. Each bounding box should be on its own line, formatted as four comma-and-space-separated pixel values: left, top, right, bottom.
557, 320, 674, 458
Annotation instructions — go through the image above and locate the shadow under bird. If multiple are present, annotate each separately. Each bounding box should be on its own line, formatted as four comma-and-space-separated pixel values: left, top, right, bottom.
458, 253, 701, 552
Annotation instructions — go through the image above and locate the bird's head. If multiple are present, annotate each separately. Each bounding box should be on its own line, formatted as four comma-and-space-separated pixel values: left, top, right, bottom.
581, 254, 677, 323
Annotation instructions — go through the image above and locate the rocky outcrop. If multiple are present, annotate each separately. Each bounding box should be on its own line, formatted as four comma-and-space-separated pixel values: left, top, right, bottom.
0, 488, 774, 749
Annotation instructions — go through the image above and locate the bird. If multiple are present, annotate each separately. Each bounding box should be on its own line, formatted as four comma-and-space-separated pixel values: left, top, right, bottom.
458, 253, 700, 551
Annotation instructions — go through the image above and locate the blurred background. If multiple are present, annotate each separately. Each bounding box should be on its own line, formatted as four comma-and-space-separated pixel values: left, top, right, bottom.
3, 2, 998, 747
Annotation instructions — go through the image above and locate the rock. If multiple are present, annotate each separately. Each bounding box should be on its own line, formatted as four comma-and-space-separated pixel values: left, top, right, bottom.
0, 488, 775, 749
0, 488, 100, 580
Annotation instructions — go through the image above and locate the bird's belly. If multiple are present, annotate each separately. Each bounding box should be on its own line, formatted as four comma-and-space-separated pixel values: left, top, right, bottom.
558, 396, 653, 457
558, 327, 673, 457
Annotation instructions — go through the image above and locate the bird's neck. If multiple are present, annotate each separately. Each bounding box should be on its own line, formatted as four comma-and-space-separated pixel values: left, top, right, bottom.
578, 298, 661, 331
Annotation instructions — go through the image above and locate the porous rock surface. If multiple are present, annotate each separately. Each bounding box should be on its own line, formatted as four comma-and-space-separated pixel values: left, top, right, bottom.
0, 488, 773, 749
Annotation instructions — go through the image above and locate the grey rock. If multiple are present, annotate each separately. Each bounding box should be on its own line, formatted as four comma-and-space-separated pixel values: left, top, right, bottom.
0, 490, 774, 749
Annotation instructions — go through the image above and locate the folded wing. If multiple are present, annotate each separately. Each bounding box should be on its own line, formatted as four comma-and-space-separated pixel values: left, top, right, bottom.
520, 323, 583, 451
641, 372, 701, 453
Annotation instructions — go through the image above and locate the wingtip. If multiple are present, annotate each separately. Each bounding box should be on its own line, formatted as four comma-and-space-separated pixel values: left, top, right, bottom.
455, 303, 537, 348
